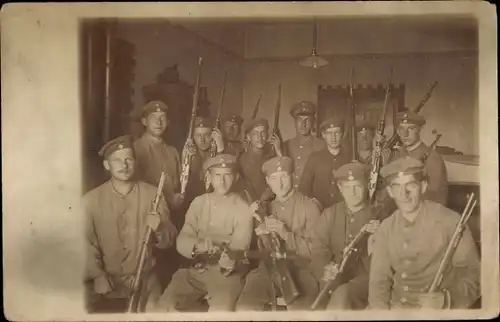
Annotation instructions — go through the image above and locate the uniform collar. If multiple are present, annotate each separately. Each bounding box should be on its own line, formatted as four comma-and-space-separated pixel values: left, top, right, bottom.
143, 132, 164, 144
406, 140, 423, 152
327, 146, 341, 157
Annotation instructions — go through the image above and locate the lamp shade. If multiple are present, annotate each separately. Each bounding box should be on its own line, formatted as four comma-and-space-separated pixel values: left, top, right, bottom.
299, 52, 329, 69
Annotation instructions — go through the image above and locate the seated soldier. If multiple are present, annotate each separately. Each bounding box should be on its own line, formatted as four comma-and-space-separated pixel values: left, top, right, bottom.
369, 157, 480, 309
310, 161, 381, 310
148, 154, 254, 312
83, 135, 177, 313
236, 156, 321, 311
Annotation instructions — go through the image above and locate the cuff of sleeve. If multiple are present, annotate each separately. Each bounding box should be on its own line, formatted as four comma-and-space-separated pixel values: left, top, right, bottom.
176, 237, 198, 259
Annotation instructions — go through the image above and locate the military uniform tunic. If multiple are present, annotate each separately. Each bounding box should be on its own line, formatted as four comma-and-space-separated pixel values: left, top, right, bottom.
369, 200, 480, 309
236, 191, 321, 311
238, 145, 276, 201
390, 142, 448, 205
151, 192, 253, 312
298, 148, 351, 210
134, 134, 181, 206
84, 181, 178, 309
311, 202, 373, 309
224, 139, 244, 158
283, 136, 325, 188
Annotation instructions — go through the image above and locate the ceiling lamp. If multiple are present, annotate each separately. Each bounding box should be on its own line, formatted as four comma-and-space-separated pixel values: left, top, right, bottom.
300, 20, 328, 69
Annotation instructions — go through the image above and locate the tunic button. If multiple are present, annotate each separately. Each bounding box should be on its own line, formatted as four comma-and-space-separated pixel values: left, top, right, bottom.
300, 145, 303, 149
350, 218, 355, 223
281, 206, 285, 211
297, 156, 301, 160
348, 234, 353, 239
401, 272, 407, 279
403, 242, 408, 249
403, 286, 409, 292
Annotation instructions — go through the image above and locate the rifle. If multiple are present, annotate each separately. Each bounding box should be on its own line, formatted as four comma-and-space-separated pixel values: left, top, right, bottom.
384, 81, 439, 151
205, 69, 228, 191
428, 193, 477, 294
421, 130, 442, 164
272, 84, 283, 157
209, 69, 228, 158
127, 172, 166, 312
180, 57, 203, 196
253, 190, 300, 309
311, 199, 391, 310
251, 94, 263, 120
348, 68, 358, 160
368, 69, 393, 203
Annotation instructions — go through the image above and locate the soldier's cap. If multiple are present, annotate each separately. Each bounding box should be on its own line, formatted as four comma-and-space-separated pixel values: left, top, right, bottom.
98, 135, 134, 159
262, 156, 293, 176
356, 119, 376, 132
334, 161, 370, 182
130, 100, 168, 119
396, 111, 426, 126
223, 115, 244, 126
194, 116, 213, 129
319, 117, 345, 132
290, 101, 316, 118
380, 156, 424, 181
244, 117, 269, 134
203, 154, 237, 171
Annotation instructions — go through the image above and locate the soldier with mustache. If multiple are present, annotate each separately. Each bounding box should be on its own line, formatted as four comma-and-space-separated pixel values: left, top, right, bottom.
84, 135, 178, 312
283, 101, 325, 189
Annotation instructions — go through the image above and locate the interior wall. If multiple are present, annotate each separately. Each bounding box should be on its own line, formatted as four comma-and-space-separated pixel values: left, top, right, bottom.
242, 52, 478, 156
114, 20, 245, 120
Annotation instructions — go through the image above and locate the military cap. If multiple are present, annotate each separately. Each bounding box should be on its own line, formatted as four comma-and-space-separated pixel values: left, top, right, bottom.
223, 115, 244, 126
131, 100, 169, 119
356, 119, 376, 132
319, 117, 345, 132
203, 154, 237, 171
262, 156, 293, 176
334, 161, 370, 182
395, 111, 426, 126
194, 116, 213, 129
380, 156, 424, 181
98, 135, 134, 159
290, 101, 316, 118
244, 117, 269, 134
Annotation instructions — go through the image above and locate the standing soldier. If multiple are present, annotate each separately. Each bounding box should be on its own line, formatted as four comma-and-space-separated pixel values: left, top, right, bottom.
390, 111, 448, 205
84, 135, 178, 312
299, 117, 351, 210
310, 161, 381, 310
239, 118, 281, 201
369, 157, 480, 309
222, 115, 245, 157
283, 101, 325, 189
236, 156, 321, 310
184, 116, 225, 207
149, 154, 254, 312
132, 101, 185, 225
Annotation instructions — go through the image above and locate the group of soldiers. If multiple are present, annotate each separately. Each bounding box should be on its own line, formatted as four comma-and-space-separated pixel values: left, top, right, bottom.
84, 98, 480, 313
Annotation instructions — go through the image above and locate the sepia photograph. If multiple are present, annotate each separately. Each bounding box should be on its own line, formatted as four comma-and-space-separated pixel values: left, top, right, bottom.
2, 2, 498, 321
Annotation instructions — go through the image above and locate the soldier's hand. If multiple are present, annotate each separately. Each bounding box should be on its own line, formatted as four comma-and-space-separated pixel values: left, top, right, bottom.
211, 128, 225, 152
171, 193, 185, 209
269, 133, 282, 155
218, 251, 235, 272
254, 222, 270, 236
147, 211, 161, 232
374, 132, 385, 143
381, 147, 392, 165
418, 292, 446, 309
196, 238, 218, 254
364, 220, 381, 234
94, 275, 112, 295
265, 217, 287, 237
249, 201, 260, 214
183, 138, 197, 157
322, 262, 340, 282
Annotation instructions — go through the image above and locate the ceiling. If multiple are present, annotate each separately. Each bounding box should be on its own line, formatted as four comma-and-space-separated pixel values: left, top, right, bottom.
169, 15, 478, 58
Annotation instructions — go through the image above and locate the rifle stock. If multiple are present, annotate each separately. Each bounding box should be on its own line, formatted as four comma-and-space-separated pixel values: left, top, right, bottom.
127, 172, 166, 313
180, 57, 203, 196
